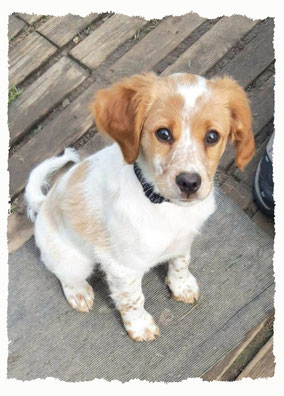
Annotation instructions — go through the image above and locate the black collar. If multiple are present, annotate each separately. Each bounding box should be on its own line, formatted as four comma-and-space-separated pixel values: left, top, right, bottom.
133, 162, 170, 204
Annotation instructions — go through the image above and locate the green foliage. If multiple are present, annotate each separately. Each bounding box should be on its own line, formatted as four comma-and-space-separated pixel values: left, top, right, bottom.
9, 85, 23, 104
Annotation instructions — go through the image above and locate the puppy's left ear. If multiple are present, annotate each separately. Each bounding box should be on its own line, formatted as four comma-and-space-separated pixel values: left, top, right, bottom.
214, 76, 255, 170
91, 73, 157, 164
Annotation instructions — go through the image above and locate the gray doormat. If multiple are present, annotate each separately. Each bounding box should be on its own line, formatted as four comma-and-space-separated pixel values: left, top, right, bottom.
7, 192, 274, 382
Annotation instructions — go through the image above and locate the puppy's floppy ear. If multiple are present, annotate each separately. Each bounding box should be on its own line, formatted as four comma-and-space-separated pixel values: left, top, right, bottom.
91, 73, 157, 164
214, 76, 255, 170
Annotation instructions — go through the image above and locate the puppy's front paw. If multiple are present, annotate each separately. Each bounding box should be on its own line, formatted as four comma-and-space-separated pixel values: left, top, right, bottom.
123, 311, 160, 342
166, 274, 199, 304
62, 281, 94, 312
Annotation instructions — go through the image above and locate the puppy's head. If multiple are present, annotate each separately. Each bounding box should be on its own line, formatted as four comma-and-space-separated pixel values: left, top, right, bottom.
92, 72, 255, 206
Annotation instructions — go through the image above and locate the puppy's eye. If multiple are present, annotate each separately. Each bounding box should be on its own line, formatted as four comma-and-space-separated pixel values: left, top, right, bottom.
205, 130, 219, 145
156, 128, 173, 143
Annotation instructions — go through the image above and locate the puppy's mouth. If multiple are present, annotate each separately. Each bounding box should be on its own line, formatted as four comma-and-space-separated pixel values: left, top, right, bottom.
153, 183, 205, 206
160, 185, 212, 206
170, 196, 203, 207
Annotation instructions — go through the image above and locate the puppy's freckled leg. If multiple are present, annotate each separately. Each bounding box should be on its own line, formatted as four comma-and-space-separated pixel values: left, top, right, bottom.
166, 253, 199, 304
62, 280, 94, 313
106, 268, 160, 342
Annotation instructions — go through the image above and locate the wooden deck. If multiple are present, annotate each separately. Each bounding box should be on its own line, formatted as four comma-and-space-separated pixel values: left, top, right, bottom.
8, 12, 275, 381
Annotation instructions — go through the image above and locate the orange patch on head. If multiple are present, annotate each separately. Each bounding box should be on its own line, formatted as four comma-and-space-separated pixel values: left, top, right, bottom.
208, 77, 255, 170
92, 72, 158, 164
189, 91, 232, 177
141, 92, 184, 161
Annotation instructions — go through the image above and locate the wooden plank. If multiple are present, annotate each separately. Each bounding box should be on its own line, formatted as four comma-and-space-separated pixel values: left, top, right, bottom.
78, 132, 111, 159
105, 14, 206, 82
8, 15, 26, 40
163, 15, 258, 76
250, 76, 275, 135
220, 176, 254, 210
220, 76, 274, 169
17, 14, 43, 25
234, 140, 267, 188
252, 211, 275, 238
70, 14, 147, 70
9, 32, 57, 87
202, 314, 273, 381
218, 21, 274, 87
9, 80, 105, 199
8, 210, 33, 255
37, 14, 98, 48
237, 337, 274, 379
9, 56, 88, 146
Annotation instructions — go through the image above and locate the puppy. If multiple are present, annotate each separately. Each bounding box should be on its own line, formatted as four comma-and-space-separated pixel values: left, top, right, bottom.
25, 72, 255, 342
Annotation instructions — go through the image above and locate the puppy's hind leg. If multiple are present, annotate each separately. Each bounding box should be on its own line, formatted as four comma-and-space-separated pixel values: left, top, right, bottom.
35, 218, 95, 312
41, 248, 95, 312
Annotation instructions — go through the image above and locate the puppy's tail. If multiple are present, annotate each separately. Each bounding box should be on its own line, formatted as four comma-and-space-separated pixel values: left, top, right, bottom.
24, 148, 80, 222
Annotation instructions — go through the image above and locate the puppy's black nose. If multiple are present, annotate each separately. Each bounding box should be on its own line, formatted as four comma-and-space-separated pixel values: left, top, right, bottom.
176, 172, 201, 195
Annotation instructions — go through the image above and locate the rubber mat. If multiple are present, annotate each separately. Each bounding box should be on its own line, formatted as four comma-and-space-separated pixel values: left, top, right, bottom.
7, 191, 274, 381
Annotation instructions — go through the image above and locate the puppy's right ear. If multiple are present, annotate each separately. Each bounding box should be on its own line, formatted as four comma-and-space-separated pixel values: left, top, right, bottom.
211, 76, 255, 170
91, 73, 157, 164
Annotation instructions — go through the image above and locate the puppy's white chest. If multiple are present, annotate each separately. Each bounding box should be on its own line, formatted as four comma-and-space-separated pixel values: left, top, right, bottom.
138, 209, 199, 264
106, 201, 209, 270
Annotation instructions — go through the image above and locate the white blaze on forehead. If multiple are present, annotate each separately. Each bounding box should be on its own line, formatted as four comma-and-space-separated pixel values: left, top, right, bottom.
172, 76, 209, 175
177, 76, 209, 111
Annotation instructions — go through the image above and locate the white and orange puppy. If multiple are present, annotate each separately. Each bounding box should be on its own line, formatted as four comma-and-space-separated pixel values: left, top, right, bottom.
25, 73, 255, 342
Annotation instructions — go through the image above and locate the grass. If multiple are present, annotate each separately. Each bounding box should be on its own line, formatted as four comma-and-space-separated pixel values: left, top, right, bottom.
9, 203, 18, 214
9, 85, 23, 104
31, 125, 42, 136
133, 19, 159, 41
15, 153, 24, 163
134, 29, 141, 40
84, 25, 92, 35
